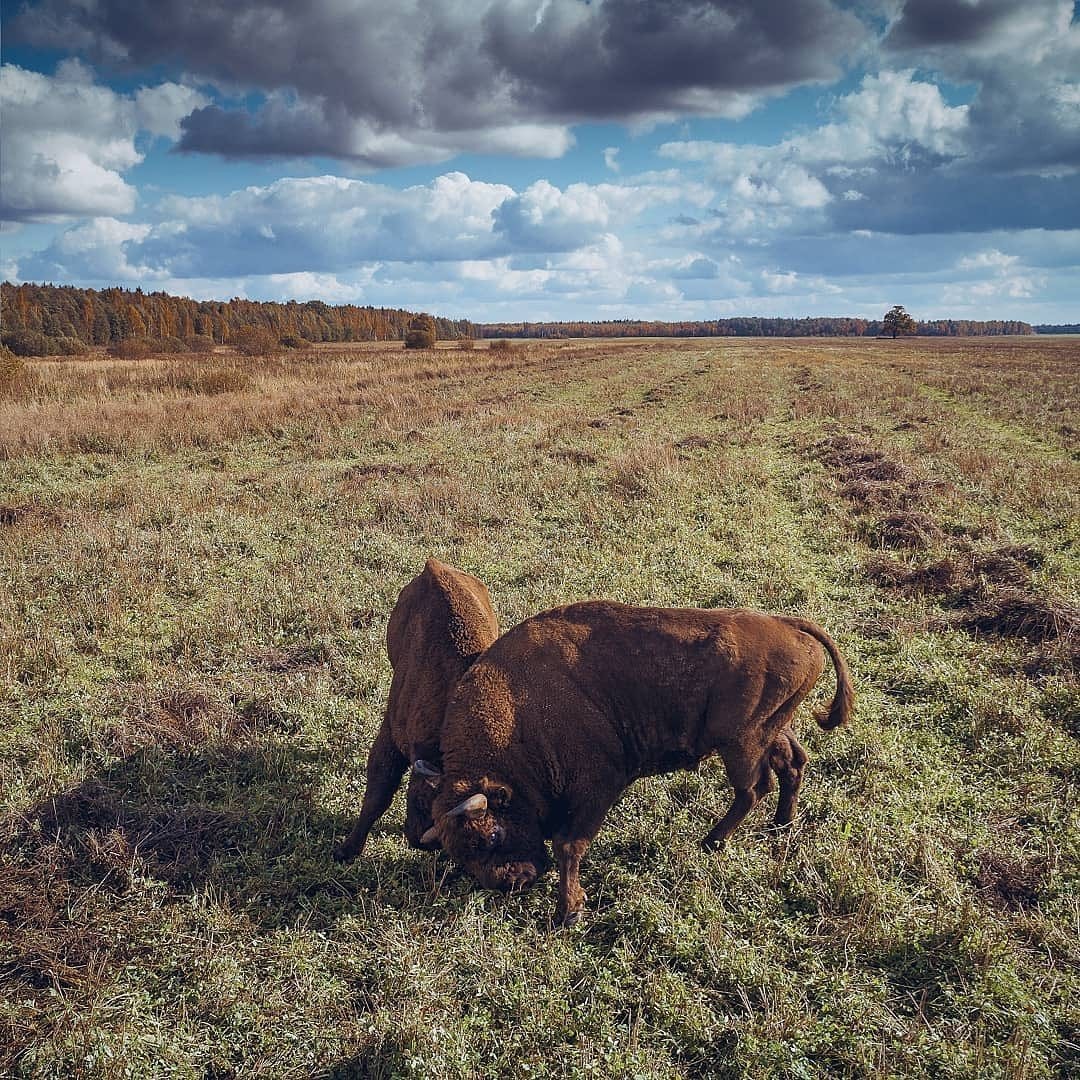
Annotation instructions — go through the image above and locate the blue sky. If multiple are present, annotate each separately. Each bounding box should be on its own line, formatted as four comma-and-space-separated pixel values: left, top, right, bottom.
2, 1, 1079, 323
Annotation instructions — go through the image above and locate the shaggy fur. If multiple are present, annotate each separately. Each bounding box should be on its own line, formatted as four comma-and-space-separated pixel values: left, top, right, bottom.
333, 559, 499, 861
428, 601, 853, 925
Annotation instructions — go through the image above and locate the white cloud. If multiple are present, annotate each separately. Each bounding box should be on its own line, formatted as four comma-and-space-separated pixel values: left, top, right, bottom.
956, 249, 1020, 271
654, 70, 977, 236
14, 170, 693, 288
0, 61, 207, 222
603, 146, 621, 173
135, 81, 210, 139
660, 70, 969, 177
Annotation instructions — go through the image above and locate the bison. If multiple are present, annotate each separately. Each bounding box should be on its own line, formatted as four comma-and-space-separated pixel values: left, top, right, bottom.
423, 601, 853, 926
333, 558, 499, 861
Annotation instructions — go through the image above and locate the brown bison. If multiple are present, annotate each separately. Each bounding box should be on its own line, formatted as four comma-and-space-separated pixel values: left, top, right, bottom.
333, 558, 499, 861
423, 601, 853, 926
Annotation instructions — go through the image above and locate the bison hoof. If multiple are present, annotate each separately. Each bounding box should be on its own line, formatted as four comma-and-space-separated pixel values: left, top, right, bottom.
555, 903, 586, 929
504, 863, 539, 892
700, 834, 726, 852
332, 843, 357, 864
555, 889, 587, 929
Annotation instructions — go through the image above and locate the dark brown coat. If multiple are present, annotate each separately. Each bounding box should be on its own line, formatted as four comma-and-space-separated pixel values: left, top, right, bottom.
427, 601, 853, 925
333, 558, 499, 861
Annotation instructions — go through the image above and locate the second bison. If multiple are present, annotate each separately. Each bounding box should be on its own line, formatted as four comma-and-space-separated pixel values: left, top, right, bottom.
334, 558, 498, 861
424, 601, 853, 926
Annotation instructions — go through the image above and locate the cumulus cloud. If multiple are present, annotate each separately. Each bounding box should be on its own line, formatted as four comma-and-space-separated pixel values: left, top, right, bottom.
661, 70, 969, 177
12, 0, 869, 165
884, 0, 1080, 174
659, 64, 1080, 238
0, 60, 207, 222
13, 170, 693, 285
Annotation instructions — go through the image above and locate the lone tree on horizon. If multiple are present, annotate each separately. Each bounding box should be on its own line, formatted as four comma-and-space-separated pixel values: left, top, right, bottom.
882, 305, 917, 339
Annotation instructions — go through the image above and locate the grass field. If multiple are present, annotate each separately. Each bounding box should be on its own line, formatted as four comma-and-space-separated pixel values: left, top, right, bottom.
2, 336, 1078, 1078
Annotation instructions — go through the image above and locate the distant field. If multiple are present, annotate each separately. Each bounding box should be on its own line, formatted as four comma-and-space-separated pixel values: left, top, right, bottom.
2, 337, 1077, 1078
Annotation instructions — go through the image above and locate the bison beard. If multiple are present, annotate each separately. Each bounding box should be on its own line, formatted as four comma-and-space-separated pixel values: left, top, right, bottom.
427, 602, 853, 926
333, 558, 499, 862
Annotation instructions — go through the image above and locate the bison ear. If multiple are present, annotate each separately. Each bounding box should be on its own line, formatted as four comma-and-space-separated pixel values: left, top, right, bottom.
483, 780, 512, 811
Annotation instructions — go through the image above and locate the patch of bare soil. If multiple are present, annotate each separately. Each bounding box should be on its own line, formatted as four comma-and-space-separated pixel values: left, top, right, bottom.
865, 545, 1077, 652
974, 849, 1048, 911
0, 503, 58, 526
958, 589, 1078, 644
812, 434, 945, 529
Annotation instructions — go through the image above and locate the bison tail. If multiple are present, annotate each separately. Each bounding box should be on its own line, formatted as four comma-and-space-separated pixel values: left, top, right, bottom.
782, 617, 854, 730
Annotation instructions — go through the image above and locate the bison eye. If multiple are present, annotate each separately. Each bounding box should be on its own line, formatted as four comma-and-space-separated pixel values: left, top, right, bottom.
488, 825, 506, 848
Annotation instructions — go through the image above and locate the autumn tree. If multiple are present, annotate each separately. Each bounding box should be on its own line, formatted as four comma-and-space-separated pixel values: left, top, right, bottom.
233, 325, 282, 356
882, 305, 917, 339
404, 314, 436, 349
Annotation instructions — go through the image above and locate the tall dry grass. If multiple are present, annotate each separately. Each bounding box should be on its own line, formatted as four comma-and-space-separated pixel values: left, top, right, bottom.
0, 345, 560, 457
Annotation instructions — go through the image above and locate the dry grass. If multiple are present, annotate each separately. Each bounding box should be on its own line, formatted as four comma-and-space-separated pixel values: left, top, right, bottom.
607, 436, 680, 499
2, 334, 1078, 1078
0, 345, 559, 457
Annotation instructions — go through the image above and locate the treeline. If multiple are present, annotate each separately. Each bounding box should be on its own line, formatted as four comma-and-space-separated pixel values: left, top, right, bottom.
1, 283, 1041, 357
476, 317, 1034, 338
0, 282, 474, 355
1034, 324, 1080, 334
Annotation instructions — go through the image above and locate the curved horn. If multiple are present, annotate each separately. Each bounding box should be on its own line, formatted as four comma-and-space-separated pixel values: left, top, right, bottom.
420, 825, 440, 846
445, 793, 488, 819
412, 759, 442, 788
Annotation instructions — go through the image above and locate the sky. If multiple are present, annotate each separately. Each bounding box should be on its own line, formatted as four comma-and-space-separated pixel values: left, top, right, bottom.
1, 1, 1078, 323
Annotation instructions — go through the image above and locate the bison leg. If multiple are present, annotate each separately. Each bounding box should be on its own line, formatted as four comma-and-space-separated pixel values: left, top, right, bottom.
771, 729, 808, 828
701, 787, 760, 850
552, 837, 591, 928
552, 799, 617, 928
702, 743, 770, 849
333, 722, 407, 863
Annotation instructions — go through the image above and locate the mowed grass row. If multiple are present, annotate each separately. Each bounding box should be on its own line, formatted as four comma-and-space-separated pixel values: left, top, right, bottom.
1, 338, 1077, 1078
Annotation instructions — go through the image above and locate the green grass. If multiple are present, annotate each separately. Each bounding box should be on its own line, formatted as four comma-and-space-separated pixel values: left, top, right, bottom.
1, 337, 1078, 1078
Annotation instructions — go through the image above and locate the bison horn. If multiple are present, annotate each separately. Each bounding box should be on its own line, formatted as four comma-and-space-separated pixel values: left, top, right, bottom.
420, 825, 440, 845
412, 759, 442, 788
445, 793, 488, 819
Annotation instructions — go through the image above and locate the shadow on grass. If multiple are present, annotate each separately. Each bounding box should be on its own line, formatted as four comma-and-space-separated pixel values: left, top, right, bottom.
316, 1043, 415, 1080
2, 740, 454, 935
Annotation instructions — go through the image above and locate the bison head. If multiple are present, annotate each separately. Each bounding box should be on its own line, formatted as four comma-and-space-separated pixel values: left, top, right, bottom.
426, 777, 550, 892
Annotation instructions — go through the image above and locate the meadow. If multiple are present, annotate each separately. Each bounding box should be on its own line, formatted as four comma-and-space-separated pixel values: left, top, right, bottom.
1, 336, 1077, 1078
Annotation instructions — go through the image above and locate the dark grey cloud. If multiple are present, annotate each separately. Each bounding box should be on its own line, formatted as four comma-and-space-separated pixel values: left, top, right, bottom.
12, 0, 870, 164
882, 0, 1022, 48
883, 0, 1080, 175
482, 0, 866, 117
825, 171, 1080, 236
